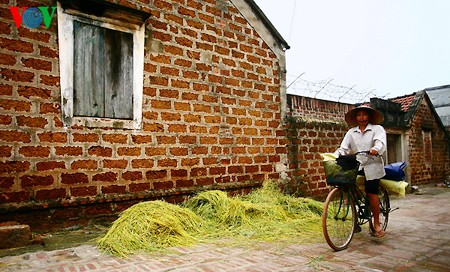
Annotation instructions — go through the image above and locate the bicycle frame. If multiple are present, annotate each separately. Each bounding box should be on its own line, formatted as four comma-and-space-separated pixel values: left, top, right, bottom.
351, 184, 372, 224
334, 184, 371, 226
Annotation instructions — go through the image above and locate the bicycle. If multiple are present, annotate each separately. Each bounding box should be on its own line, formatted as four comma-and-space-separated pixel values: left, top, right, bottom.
321, 152, 392, 251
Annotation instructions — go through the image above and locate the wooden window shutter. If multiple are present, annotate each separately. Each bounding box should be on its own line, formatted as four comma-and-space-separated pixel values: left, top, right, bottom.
73, 21, 133, 119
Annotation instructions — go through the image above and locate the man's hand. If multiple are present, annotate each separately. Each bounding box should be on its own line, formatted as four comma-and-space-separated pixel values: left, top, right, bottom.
369, 148, 378, 156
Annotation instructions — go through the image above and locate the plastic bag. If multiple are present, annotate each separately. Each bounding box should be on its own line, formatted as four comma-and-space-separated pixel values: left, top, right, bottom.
336, 154, 358, 171
320, 153, 337, 161
383, 162, 407, 181
356, 175, 408, 197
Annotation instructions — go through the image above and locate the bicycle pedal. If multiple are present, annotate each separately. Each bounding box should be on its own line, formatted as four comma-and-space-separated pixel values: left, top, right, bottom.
354, 225, 362, 233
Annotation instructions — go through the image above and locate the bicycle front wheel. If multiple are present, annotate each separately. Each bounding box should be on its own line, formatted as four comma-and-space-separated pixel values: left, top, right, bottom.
322, 187, 356, 251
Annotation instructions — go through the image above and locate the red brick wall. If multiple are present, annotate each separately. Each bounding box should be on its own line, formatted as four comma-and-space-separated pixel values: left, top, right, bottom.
407, 99, 449, 185
286, 95, 353, 197
0, 0, 287, 219
288, 95, 355, 122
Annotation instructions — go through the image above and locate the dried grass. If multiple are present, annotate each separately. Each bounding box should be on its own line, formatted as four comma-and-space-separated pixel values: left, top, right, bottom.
97, 181, 324, 257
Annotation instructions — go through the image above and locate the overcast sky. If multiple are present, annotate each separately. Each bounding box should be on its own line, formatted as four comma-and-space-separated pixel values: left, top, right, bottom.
253, 0, 450, 101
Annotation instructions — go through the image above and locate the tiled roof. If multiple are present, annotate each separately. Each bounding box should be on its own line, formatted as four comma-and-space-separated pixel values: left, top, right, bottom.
390, 93, 416, 112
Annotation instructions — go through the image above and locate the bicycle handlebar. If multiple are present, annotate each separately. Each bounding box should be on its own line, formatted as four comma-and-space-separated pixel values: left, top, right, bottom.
355, 150, 381, 156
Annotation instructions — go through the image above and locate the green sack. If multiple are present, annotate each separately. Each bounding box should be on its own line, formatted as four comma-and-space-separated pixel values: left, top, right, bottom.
323, 159, 359, 186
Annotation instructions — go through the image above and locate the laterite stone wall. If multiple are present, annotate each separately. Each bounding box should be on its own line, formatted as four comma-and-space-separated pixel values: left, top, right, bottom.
407, 98, 449, 185
0, 0, 288, 229
285, 95, 355, 198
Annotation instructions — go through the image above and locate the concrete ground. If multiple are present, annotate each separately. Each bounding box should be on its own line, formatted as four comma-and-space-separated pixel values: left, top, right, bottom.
0, 184, 449, 272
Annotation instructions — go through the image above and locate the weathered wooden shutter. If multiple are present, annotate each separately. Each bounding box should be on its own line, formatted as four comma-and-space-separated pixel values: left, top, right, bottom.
73, 21, 105, 117
104, 29, 133, 119
73, 21, 133, 119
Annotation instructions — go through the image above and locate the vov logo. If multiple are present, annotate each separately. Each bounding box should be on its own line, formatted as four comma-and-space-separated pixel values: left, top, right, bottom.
9, 6, 57, 29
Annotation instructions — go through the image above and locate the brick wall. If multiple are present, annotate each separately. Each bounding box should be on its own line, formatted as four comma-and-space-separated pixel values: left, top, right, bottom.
285, 95, 353, 197
407, 98, 449, 184
287, 95, 355, 122
0, 0, 288, 227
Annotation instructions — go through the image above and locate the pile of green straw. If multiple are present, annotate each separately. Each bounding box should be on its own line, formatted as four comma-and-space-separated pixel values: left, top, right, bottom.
97, 181, 324, 257
97, 200, 202, 257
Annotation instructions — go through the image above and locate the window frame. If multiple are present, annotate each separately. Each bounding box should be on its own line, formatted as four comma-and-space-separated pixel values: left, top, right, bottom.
57, 2, 145, 130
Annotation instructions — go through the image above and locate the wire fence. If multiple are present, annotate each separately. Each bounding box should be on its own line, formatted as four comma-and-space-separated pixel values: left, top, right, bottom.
286, 73, 390, 104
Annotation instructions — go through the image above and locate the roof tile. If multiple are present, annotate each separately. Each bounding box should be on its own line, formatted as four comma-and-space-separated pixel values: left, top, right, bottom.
390, 93, 416, 112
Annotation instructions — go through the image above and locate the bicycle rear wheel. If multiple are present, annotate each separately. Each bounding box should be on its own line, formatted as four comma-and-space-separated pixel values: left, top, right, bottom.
322, 187, 356, 251
369, 185, 390, 234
